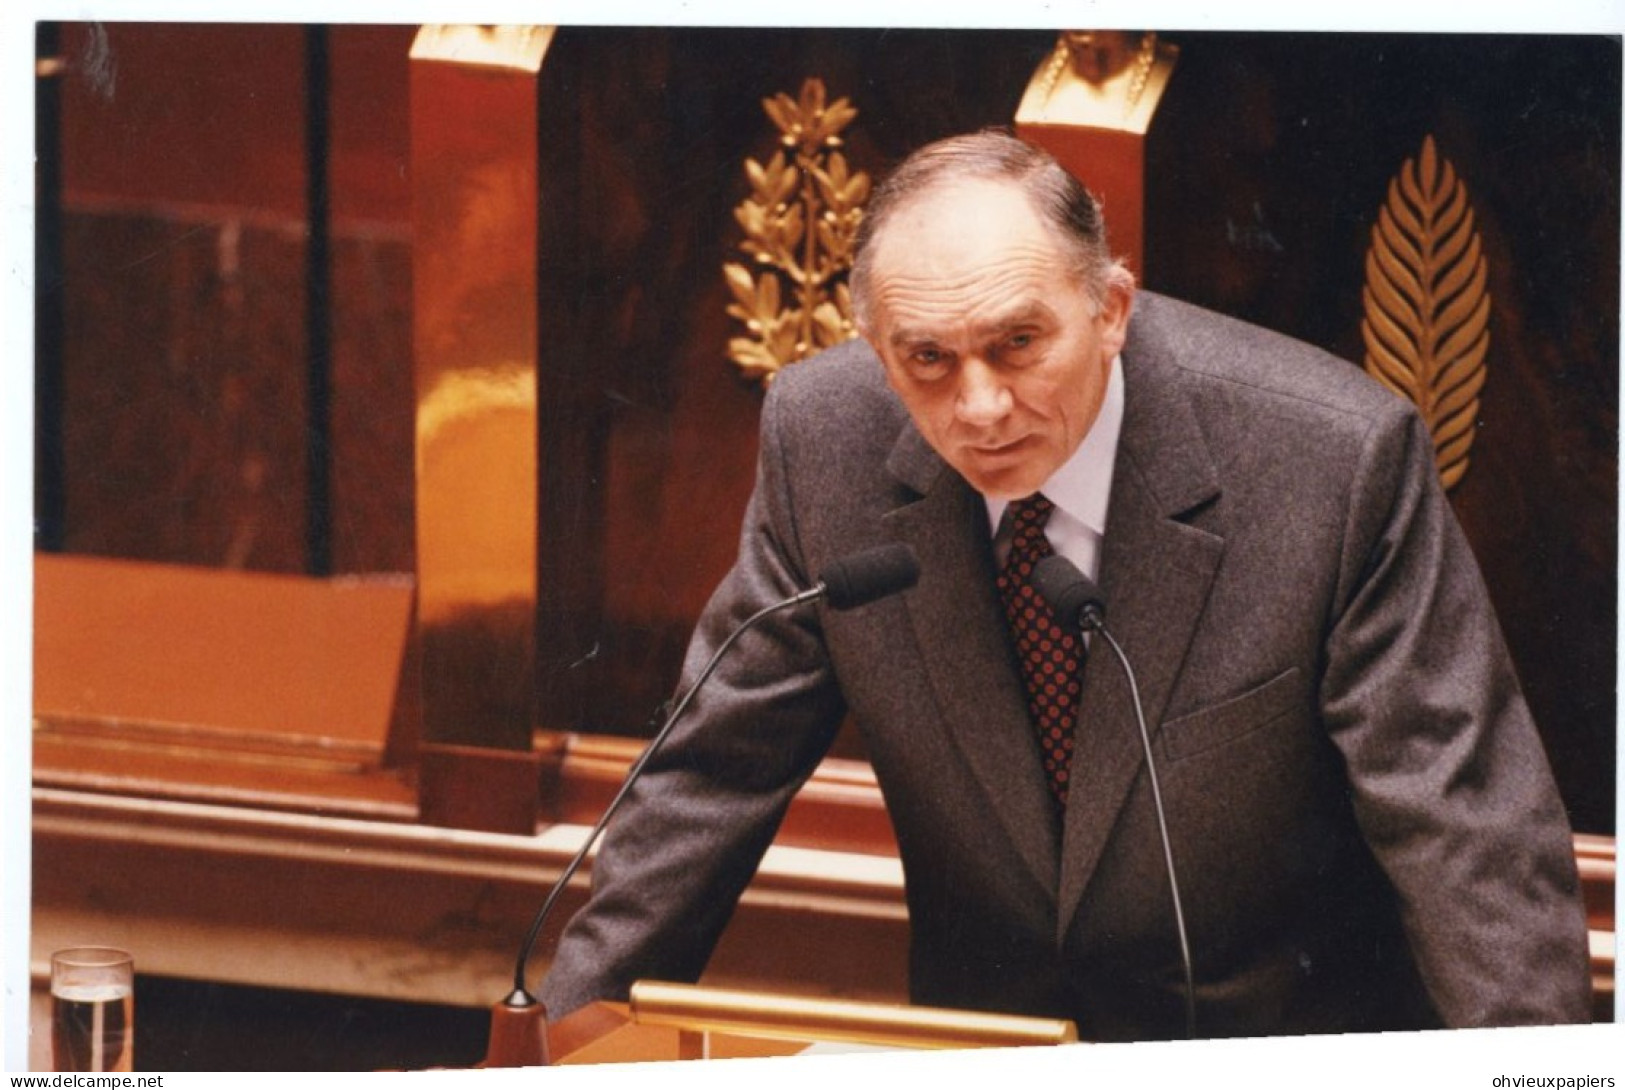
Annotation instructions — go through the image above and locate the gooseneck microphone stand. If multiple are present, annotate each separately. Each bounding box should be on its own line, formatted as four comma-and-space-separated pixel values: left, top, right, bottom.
483, 544, 919, 1066
1033, 554, 1197, 1039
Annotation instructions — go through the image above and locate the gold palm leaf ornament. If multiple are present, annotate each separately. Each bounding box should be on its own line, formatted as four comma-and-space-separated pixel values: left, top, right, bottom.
1361, 136, 1492, 490
726, 79, 870, 384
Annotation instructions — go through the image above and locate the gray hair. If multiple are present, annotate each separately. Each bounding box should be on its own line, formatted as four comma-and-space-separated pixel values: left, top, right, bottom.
848, 129, 1128, 333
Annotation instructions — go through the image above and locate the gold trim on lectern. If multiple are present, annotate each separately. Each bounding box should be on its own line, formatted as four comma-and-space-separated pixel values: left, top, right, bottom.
630, 981, 1078, 1051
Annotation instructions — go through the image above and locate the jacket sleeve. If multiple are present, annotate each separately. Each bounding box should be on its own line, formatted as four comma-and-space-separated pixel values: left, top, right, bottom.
538, 378, 848, 1020
1319, 403, 1592, 1025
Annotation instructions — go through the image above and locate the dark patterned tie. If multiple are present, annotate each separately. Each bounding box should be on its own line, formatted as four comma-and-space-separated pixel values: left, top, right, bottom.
997, 493, 1084, 808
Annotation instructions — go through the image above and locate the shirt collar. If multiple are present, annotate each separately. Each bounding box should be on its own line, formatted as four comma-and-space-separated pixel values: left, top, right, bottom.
984, 353, 1124, 536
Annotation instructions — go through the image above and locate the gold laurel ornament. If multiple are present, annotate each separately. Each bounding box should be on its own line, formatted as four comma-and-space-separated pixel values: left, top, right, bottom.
1361, 136, 1492, 491
725, 78, 869, 384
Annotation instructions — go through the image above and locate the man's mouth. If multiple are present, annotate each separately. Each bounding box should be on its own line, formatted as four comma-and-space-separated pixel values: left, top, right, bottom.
970, 436, 1030, 458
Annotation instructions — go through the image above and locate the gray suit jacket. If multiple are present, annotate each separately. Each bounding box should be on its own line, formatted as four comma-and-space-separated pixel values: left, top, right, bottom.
541, 292, 1591, 1040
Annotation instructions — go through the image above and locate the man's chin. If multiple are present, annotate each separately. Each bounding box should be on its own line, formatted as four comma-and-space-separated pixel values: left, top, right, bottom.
959, 466, 1047, 500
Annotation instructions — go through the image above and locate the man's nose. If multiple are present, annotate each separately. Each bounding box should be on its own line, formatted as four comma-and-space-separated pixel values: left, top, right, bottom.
955, 358, 1011, 426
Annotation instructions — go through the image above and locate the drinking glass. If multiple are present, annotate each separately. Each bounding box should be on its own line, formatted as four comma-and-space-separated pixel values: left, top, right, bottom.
50, 947, 134, 1072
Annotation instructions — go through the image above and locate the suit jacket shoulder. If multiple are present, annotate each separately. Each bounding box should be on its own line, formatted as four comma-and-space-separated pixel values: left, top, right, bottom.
1127, 291, 1411, 435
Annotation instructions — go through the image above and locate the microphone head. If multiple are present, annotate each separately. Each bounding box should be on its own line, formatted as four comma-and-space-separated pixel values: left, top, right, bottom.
818, 544, 921, 611
1032, 554, 1106, 631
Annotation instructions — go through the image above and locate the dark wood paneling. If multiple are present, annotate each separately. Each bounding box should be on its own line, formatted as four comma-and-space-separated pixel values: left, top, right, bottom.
60, 211, 310, 573
329, 232, 415, 574
52, 22, 418, 577
59, 23, 308, 217
327, 24, 415, 230
323, 23, 415, 575
36, 25, 66, 553
55, 23, 312, 573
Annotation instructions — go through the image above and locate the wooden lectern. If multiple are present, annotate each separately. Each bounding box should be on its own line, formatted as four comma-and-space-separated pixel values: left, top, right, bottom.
542, 982, 1078, 1065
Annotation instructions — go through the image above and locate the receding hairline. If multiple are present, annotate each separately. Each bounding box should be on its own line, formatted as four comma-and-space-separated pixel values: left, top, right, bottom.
864, 174, 1060, 252
849, 132, 1122, 333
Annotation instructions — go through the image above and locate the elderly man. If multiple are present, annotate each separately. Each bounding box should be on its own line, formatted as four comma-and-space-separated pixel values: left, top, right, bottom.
540, 131, 1591, 1040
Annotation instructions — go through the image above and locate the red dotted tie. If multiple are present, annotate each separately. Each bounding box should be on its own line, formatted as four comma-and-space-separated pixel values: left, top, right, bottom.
997, 494, 1084, 809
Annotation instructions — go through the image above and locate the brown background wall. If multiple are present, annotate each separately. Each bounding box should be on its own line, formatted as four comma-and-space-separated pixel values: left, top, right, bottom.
35, 26, 1618, 833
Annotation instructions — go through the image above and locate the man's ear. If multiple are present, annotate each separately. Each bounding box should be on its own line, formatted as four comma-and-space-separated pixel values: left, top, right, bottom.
1098, 275, 1135, 357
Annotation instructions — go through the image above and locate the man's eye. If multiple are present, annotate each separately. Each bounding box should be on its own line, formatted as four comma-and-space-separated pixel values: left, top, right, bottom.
1007, 332, 1035, 351
911, 348, 948, 369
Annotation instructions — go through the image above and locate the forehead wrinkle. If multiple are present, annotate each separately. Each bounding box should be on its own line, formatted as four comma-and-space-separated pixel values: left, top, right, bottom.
874, 254, 1062, 345
871, 237, 1057, 289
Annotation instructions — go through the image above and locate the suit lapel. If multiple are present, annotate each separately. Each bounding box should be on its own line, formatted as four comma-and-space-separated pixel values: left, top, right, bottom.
1056, 346, 1227, 935
882, 427, 1062, 898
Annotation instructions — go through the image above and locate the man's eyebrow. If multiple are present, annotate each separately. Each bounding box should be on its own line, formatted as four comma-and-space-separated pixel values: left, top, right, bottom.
887, 327, 937, 350
887, 304, 1054, 349
976, 302, 1054, 334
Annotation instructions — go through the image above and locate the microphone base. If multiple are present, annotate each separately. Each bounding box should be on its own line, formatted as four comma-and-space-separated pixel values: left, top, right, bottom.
481, 989, 551, 1067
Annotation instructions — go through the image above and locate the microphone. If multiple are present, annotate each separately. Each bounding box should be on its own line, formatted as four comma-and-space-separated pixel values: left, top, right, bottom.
484, 543, 921, 1066
1031, 554, 1197, 1039
818, 542, 921, 610
1031, 556, 1105, 633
